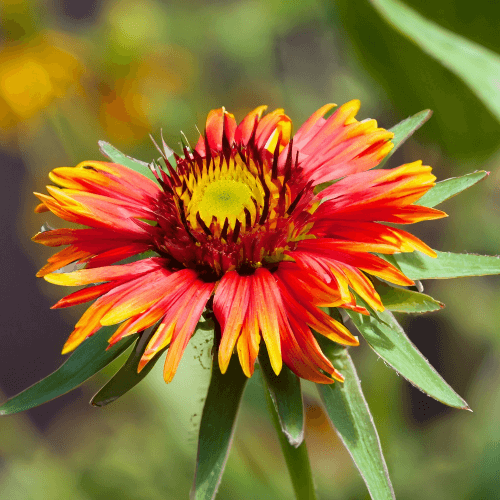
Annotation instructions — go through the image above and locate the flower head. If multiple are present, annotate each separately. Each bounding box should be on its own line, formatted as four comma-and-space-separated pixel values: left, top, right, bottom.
34, 101, 446, 384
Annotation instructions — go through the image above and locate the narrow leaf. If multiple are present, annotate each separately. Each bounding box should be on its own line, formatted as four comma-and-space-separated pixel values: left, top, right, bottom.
346, 308, 468, 408
0, 327, 136, 416
385, 251, 500, 280
418, 171, 489, 208
317, 342, 395, 500
264, 380, 317, 500
378, 109, 432, 168
191, 356, 248, 500
371, 0, 500, 122
91, 325, 169, 407
259, 348, 304, 447
374, 281, 443, 313
98, 141, 157, 182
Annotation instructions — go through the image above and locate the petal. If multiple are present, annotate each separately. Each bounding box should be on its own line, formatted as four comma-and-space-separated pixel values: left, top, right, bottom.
276, 275, 358, 346
234, 105, 268, 146
44, 257, 167, 286
162, 281, 214, 382
83, 243, 152, 269
213, 271, 251, 373
49, 160, 160, 205
276, 305, 341, 384
99, 268, 186, 326
311, 221, 437, 258
37, 247, 93, 277
297, 239, 415, 286
290, 100, 394, 185
251, 268, 282, 375
109, 271, 200, 347
286, 313, 344, 383
237, 286, 261, 377
293, 103, 337, 145
254, 109, 291, 151
51, 281, 117, 309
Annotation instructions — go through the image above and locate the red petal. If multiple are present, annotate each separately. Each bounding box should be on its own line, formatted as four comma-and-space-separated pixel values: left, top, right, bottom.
234, 105, 268, 146
44, 257, 167, 286
52, 281, 117, 309
213, 271, 251, 373
162, 280, 214, 382
251, 268, 282, 375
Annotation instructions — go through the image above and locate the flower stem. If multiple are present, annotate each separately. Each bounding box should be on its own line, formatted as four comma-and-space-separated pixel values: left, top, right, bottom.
264, 386, 318, 500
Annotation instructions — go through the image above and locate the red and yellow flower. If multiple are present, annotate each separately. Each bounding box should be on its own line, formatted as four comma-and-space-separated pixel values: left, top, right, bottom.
34, 101, 446, 384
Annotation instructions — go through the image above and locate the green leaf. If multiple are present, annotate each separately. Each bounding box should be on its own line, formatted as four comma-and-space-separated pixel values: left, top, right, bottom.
264, 379, 317, 500
371, 0, 500, 123
259, 348, 304, 447
0, 327, 136, 416
191, 355, 248, 500
91, 325, 169, 407
378, 109, 432, 168
98, 141, 157, 182
346, 308, 468, 408
385, 250, 500, 280
374, 280, 444, 313
317, 343, 395, 500
418, 171, 489, 208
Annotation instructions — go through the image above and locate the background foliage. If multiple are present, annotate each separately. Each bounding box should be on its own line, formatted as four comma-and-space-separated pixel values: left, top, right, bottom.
1, 0, 499, 498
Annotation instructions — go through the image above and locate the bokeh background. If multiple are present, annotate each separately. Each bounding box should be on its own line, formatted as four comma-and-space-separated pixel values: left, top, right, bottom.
1, 0, 499, 498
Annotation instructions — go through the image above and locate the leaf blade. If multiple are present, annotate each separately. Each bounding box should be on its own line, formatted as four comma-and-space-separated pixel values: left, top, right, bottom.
371, 0, 500, 123
418, 171, 489, 208
346, 309, 468, 409
259, 349, 304, 447
374, 281, 444, 313
0, 327, 136, 416
91, 325, 169, 407
385, 251, 500, 280
379, 109, 432, 168
98, 141, 157, 182
264, 379, 317, 500
317, 343, 395, 500
191, 356, 248, 500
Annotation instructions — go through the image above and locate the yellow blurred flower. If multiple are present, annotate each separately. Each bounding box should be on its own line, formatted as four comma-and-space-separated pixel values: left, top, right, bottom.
0, 33, 85, 136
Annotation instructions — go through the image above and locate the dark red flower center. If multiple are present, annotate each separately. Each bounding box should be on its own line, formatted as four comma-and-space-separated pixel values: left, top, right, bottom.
149, 140, 316, 278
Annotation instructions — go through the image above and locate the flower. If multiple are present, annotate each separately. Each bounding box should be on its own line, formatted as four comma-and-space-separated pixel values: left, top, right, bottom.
33, 101, 446, 384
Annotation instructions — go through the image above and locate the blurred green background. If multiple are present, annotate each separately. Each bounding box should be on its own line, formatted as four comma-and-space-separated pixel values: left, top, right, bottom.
1, 0, 499, 498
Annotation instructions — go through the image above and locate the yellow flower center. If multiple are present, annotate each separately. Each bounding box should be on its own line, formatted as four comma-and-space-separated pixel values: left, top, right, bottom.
180, 155, 266, 231
196, 179, 253, 228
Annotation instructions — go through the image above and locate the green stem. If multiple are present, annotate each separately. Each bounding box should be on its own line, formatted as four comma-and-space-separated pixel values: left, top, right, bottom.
265, 386, 318, 500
